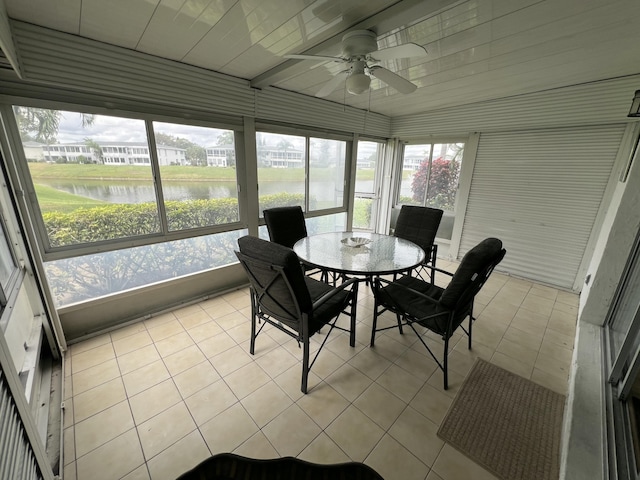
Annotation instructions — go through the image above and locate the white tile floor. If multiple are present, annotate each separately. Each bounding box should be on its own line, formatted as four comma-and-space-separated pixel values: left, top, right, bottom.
62, 261, 577, 480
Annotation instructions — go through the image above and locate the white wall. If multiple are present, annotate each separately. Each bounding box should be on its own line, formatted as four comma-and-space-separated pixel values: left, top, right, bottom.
561, 124, 640, 480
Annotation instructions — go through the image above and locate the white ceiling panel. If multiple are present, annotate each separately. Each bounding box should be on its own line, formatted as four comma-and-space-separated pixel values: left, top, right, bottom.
135, 0, 238, 61
79, 0, 160, 49
2, 0, 640, 118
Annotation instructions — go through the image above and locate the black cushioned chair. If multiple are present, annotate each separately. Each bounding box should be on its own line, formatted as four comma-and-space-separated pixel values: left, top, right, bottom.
263, 205, 324, 278
177, 453, 384, 479
236, 235, 358, 393
263, 206, 308, 249
393, 205, 444, 282
370, 237, 506, 389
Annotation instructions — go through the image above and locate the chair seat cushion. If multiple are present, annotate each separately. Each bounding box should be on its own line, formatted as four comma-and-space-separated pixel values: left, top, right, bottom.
305, 277, 351, 334
378, 276, 454, 336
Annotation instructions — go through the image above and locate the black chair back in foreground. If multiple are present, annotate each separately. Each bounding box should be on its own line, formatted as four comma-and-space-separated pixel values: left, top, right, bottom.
236, 235, 359, 393
371, 237, 506, 389
393, 205, 444, 282
177, 452, 384, 480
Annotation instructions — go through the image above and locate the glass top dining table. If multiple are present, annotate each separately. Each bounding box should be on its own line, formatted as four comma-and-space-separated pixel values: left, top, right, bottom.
292, 231, 425, 277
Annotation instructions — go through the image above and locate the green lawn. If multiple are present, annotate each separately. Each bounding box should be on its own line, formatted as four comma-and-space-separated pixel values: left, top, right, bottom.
34, 184, 106, 213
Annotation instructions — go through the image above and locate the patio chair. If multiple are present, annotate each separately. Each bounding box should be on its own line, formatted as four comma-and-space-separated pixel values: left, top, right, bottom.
370, 237, 506, 389
393, 205, 443, 282
263, 206, 308, 248
236, 235, 359, 393
263, 206, 324, 278
177, 452, 384, 479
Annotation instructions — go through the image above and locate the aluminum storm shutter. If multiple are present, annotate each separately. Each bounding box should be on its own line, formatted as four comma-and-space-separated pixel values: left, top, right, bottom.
0, 371, 42, 480
459, 125, 625, 289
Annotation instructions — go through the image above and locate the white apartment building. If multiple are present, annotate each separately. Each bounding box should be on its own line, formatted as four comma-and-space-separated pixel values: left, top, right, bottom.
41, 142, 187, 166
205, 145, 234, 167
261, 146, 304, 168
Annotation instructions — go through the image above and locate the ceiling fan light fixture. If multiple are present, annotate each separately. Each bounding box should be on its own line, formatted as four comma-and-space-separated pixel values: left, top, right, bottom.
346, 72, 371, 95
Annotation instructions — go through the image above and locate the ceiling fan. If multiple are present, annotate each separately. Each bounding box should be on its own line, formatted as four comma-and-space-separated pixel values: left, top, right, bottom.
285, 30, 427, 97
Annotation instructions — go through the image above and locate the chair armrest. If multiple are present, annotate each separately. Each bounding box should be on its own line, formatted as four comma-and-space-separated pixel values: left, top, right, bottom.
312, 277, 359, 309
375, 277, 441, 306
432, 266, 454, 278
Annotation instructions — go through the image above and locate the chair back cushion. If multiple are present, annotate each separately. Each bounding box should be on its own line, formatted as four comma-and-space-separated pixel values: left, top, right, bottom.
394, 206, 444, 253
237, 236, 312, 322
263, 206, 308, 248
439, 238, 505, 309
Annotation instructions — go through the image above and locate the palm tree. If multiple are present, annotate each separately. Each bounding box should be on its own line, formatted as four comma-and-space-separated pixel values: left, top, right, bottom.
84, 138, 103, 163
13, 107, 95, 143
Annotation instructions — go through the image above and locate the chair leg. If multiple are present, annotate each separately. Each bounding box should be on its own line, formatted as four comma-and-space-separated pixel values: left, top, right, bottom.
396, 313, 404, 334
349, 284, 358, 347
443, 337, 449, 390
370, 305, 379, 347
249, 301, 257, 355
468, 304, 474, 350
301, 336, 310, 394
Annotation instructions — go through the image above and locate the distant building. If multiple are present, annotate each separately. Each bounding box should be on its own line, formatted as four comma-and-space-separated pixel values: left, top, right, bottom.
261, 146, 304, 168
40, 142, 186, 166
205, 145, 235, 167
22, 141, 45, 162
403, 154, 425, 170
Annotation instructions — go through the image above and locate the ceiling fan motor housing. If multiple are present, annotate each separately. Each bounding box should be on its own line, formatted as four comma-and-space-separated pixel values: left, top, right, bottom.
342, 30, 378, 58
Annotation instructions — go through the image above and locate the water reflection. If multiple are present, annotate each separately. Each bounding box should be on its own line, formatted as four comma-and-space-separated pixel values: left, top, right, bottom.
36, 179, 360, 204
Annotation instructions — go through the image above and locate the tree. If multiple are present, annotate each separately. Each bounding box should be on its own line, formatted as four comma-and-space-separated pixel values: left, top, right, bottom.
14, 107, 60, 143
215, 131, 236, 166
277, 139, 293, 151
216, 131, 234, 146
186, 145, 207, 166
13, 107, 94, 143
411, 156, 461, 210
84, 138, 103, 163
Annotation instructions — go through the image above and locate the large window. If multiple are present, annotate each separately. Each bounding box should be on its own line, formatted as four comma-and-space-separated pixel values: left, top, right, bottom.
353, 140, 384, 231
12, 106, 244, 307
18, 109, 159, 246
256, 132, 306, 214
152, 121, 239, 231
398, 141, 464, 240
309, 137, 346, 211
256, 130, 348, 216
44, 230, 245, 306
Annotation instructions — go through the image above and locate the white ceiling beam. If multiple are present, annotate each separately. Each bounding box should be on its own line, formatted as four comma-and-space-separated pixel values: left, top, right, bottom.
250, 0, 465, 89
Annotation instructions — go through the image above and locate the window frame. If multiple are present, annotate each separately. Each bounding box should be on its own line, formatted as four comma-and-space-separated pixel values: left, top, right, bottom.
3, 100, 247, 262
255, 124, 353, 222
394, 137, 467, 210
0, 211, 21, 314
352, 138, 387, 232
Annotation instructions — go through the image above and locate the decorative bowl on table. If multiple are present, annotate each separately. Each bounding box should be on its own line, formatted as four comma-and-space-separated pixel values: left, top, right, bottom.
341, 237, 371, 248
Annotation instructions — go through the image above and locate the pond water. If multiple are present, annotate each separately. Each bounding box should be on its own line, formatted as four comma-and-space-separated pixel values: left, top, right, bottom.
36, 179, 375, 204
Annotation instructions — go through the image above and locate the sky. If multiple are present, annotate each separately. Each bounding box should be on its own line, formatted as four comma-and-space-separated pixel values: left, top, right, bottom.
57, 110, 228, 146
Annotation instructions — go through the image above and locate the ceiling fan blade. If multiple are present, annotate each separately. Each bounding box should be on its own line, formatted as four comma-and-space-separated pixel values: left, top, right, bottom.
284, 54, 344, 63
369, 66, 418, 94
372, 43, 427, 61
315, 72, 349, 97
